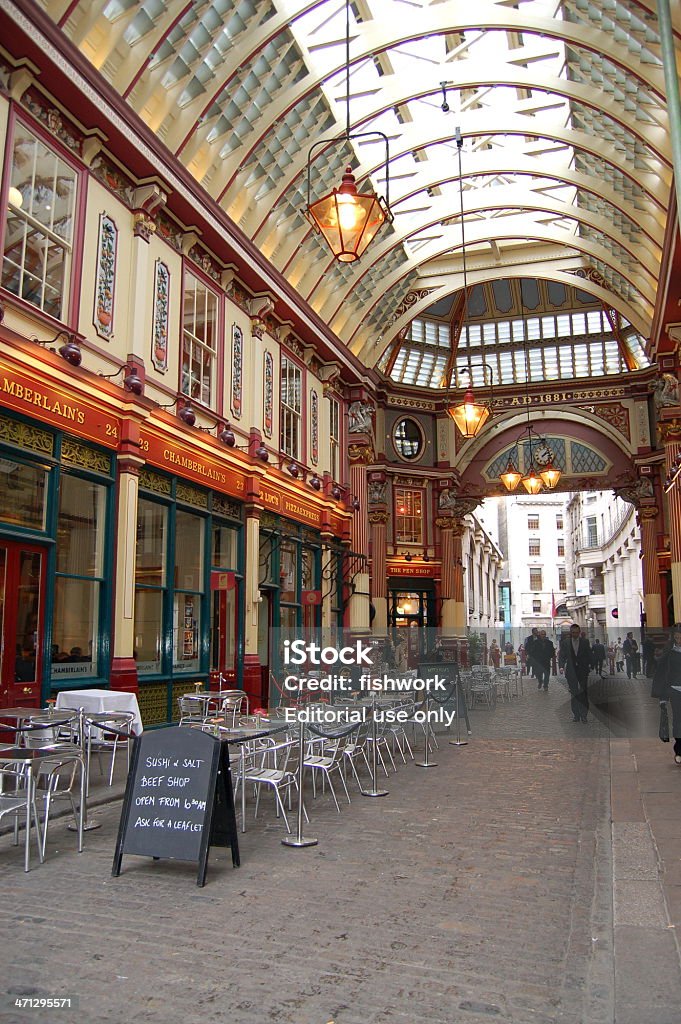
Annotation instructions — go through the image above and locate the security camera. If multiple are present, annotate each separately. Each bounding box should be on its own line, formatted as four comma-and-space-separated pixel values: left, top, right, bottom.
441, 99, 449, 113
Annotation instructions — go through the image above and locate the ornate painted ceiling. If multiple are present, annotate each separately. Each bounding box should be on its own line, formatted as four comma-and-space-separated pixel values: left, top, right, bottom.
37, 0, 671, 378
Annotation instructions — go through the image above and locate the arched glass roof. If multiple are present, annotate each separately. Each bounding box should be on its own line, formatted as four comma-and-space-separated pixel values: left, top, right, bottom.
43, 0, 670, 374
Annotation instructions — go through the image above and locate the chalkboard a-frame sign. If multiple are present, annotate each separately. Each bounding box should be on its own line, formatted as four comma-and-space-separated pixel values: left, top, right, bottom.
112, 726, 239, 886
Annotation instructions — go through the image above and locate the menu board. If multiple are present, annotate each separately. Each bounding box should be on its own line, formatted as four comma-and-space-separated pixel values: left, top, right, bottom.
112, 726, 239, 886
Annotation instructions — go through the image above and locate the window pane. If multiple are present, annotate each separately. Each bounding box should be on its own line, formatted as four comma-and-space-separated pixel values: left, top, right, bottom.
175, 510, 204, 591
57, 475, 105, 576
51, 577, 98, 678
1, 123, 76, 319
173, 592, 200, 671
280, 539, 298, 601
0, 460, 47, 529
134, 588, 164, 675
136, 500, 167, 587
181, 272, 218, 406
212, 523, 237, 568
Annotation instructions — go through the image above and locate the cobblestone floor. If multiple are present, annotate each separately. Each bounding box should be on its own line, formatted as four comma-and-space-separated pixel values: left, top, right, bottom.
1, 672, 679, 1024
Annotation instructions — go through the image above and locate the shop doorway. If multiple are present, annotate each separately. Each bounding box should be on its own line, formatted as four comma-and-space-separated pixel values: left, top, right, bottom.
0, 541, 46, 709
388, 586, 435, 665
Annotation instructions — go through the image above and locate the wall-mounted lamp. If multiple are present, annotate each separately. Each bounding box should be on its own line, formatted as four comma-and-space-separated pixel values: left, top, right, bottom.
32, 329, 82, 367
404, 552, 413, 562
99, 363, 144, 396
156, 396, 196, 427
351, 496, 360, 511
331, 484, 342, 500
309, 473, 321, 491
423, 552, 430, 562
218, 423, 236, 447
287, 461, 300, 478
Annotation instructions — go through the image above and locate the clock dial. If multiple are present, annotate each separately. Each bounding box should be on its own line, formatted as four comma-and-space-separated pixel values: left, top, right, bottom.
534, 443, 554, 466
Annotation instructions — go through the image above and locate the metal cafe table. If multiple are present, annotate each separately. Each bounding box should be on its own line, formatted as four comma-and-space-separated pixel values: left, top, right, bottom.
0, 743, 85, 871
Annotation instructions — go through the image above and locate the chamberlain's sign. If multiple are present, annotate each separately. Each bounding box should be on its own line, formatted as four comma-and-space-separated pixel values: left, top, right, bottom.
0, 362, 122, 448
139, 428, 246, 499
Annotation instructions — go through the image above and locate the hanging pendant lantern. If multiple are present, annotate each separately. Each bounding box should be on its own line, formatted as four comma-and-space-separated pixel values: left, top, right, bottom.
500, 455, 522, 492
539, 461, 561, 489
521, 464, 543, 495
306, 166, 388, 263
304, 0, 392, 264
447, 385, 490, 438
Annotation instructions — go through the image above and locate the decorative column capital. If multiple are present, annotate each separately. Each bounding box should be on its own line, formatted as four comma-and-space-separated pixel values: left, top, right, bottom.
368, 509, 389, 525
638, 505, 659, 522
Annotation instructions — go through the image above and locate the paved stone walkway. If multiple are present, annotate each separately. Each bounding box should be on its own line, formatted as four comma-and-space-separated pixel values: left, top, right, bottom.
1, 672, 680, 1024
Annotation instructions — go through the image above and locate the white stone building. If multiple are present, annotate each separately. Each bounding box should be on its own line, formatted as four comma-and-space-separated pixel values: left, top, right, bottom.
495, 493, 568, 632
564, 491, 642, 638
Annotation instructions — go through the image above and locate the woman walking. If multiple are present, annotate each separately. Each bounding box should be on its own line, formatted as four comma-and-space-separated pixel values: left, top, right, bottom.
652, 625, 681, 765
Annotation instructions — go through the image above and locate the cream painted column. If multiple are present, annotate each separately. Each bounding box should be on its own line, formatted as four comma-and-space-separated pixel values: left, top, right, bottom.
369, 509, 389, 634
438, 517, 465, 632
110, 454, 143, 692
242, 508, 263, 704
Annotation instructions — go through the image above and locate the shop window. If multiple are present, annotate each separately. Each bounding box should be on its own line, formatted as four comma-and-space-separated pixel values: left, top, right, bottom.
134, 499, 168, 675
172, 510, 204, 671
181, 271, 218, 406
1, 122, 77, 320
0, 459, 48, 529
52, 475, 107, 679
395, 487, 423, 544
529, 539, 540, 556
329, 397, 340, 481
530, 568, 543, 591
280, 355, 302, 459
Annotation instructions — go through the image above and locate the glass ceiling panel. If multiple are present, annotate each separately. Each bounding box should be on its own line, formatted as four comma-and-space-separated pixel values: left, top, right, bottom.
51, 0, 668, 369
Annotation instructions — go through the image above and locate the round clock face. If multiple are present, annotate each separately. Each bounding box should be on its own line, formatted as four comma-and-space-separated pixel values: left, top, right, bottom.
534, 443, 554, 466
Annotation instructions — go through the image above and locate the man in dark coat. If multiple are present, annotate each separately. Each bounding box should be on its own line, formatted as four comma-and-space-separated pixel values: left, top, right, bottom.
651, 625, 681, 765
534, 629, 555, 691
524, 627, 540, 679
622, 632, 639, 678
591, 639, 606, 676
558, 624, 593, 723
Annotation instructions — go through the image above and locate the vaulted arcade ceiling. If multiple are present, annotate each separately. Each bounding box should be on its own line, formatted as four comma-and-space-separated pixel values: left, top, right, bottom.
37, 0, 672, 373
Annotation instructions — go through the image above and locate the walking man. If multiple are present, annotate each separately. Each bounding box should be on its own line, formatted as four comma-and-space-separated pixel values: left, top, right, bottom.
622, 632, 639, 678
524, 627, 540, 680
535, 629, 555, 691
559, 623, 593, 723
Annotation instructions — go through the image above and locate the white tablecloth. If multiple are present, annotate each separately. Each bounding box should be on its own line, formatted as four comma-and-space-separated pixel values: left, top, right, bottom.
55, 689, 143, 734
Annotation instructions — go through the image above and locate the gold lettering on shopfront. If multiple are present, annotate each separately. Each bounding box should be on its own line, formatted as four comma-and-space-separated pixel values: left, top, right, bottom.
162, 448, 229, 484
2, 377, 86, 424
283, 499, 319, 524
